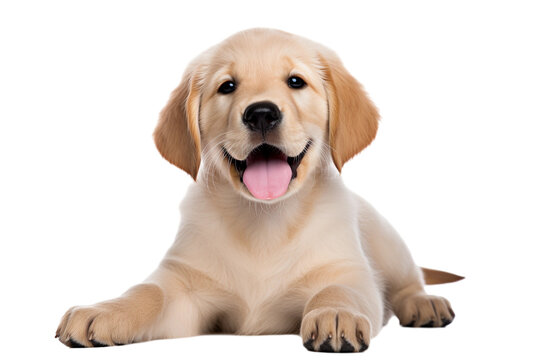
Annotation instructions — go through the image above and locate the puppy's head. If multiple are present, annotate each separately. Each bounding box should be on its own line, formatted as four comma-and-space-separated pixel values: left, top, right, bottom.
154, 29, 379, 202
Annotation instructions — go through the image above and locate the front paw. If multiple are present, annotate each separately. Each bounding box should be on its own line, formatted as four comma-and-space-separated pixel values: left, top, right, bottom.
56, 304, 135, 347
395, 294, 455, 328
56, 284, 163, 347
300, 307, 371, 352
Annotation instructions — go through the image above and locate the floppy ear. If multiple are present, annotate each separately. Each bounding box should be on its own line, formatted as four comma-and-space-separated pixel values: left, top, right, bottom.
319, 51, 380, 171
153, 65, 202, 180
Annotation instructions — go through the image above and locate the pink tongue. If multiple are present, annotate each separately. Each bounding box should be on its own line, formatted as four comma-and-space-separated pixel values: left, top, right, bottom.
243, 153, 292, 200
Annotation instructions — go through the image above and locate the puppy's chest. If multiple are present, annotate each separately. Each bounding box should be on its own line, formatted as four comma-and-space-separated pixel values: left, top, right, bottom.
226, 249, 304, 301
187, 191, 364, 332
223, 253, 310, 334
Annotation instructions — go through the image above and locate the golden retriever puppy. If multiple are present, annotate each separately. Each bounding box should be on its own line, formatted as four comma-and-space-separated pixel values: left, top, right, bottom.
56, 28, 462, 352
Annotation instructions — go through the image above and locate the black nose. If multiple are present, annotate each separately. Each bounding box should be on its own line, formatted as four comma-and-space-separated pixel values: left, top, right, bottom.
242, 101, 282, 135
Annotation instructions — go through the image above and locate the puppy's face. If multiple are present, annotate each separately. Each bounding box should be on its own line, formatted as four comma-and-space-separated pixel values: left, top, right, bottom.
198, 32, 328, 201
154, 29, 379, 203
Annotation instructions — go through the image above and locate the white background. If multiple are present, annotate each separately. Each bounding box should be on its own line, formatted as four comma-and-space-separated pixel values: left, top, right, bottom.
1, 0, 539, 358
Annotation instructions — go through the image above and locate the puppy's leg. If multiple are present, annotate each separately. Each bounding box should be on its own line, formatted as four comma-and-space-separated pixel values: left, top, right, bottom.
56, 283, 168, 347
56, 260, 230, 347
356, 196, 455, 328
300, 281, 383, 353
390, 283, 455, 328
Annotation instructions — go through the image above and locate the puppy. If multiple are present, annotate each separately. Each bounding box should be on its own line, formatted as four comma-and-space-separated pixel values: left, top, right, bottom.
56, 28, 462, 352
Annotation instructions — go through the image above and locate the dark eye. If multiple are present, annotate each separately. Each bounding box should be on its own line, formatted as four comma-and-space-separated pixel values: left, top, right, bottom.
287, 76, 306, 89
218, 80, 236, 94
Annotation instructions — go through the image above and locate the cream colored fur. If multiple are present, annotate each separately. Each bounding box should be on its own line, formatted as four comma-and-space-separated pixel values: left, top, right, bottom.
56, 29, 457, 352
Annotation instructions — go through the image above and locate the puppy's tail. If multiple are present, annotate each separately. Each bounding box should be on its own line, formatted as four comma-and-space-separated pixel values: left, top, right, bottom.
421, 267, 464, 285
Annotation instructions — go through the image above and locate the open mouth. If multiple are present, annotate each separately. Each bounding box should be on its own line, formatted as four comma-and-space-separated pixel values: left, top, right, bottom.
223, 141, 311, 200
